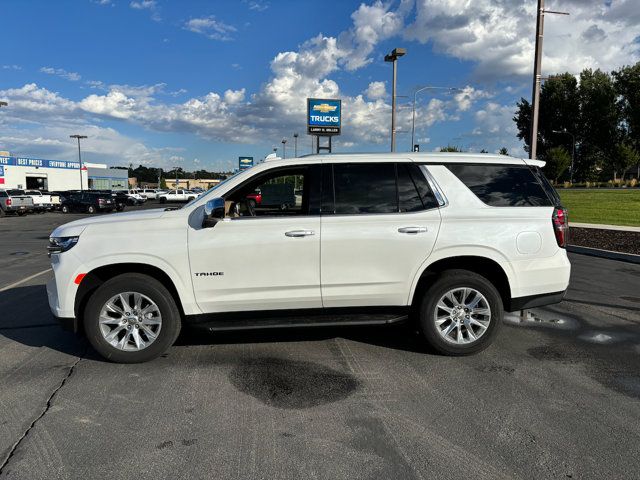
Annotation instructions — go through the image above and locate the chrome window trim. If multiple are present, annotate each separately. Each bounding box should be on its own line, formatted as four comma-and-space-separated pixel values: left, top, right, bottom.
418, 165, 449, 208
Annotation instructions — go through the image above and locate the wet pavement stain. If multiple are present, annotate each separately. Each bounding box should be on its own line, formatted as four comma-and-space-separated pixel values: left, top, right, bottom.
228, 356, 359, 409
527, 345, 589, 364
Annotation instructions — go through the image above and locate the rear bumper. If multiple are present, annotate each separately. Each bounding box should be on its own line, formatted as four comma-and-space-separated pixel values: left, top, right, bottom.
506, 289, 567, 312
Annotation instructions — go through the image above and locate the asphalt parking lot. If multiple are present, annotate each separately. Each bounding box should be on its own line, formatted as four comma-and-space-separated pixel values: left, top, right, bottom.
1, 206, 639, 479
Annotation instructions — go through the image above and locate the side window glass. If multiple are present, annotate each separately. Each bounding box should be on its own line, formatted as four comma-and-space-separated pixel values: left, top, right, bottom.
397, 164, 424, 212
226, 166, 314, 218
446, 164, 552, 207
333, 163, 397, 214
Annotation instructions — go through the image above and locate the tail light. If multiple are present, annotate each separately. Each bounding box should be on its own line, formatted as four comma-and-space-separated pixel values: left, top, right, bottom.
6, 198, 11, 206
552, 207, 569, 248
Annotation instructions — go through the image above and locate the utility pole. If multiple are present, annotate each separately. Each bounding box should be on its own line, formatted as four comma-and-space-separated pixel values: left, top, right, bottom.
530, 0, 569, 159
293, 133, 299, 157
384, 48, 406, 153
173, 166, 179, 190
70, 135, 88, 191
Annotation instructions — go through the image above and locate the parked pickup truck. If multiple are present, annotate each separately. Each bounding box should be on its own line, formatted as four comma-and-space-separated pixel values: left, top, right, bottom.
158, 189, 198, 203
0, 189, 34, 216
25, 190, 55, 212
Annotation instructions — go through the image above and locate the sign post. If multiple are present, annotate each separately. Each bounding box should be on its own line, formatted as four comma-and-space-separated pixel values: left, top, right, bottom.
307, 98, 341, 154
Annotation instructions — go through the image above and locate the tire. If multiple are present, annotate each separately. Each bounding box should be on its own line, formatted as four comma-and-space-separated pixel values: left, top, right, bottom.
417, 269, 503, 356
87, 205, 96, 214
17, 210, 26, 216
84, 273, 182, 363
61, 205, 70, 214
0, 207, 5, 217
159, 197, 166, 204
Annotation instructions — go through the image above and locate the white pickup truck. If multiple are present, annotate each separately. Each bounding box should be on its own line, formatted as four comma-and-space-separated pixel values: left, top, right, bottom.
158, 189, 198, 203
25, 190, 55, 212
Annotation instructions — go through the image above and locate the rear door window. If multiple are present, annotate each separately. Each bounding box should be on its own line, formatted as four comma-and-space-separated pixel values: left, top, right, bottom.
333, 163, 397, 214
445, 164, 553, 207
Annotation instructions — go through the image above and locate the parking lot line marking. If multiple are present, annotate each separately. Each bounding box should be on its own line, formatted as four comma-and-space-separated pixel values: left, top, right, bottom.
0, 268, 52, 293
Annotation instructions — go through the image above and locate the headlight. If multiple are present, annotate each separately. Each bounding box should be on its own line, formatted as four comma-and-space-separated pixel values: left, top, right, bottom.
48, 236, 79, 255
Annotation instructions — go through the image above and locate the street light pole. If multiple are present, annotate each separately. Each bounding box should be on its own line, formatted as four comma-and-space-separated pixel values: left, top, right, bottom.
293, 133, 299, 158
69, 135, 88, 191
552, 129, 576, 183
281, 138, 287, 159
411, 86, 462, 152
385, 48, 406, 153
530, 1, 569, 160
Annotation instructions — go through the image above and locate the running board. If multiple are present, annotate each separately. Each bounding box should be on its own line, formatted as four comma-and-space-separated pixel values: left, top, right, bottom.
185, 307, 409, 332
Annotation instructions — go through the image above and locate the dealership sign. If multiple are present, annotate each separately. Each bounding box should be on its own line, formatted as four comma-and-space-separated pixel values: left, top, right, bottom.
238, 156, 254, 170
0, 156, 81, 170
307, 98, 341, 136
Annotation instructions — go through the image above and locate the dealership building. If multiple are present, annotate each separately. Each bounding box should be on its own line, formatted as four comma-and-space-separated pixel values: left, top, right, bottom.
0, 154, 128, 191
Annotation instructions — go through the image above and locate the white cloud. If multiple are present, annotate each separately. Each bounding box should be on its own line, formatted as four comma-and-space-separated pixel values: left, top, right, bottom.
404, 0, 640, 80
184, 16, 237, 41
246, 1, 269, 11
40, 66, 82, 81
365, 81, 386, 100
2, 65, 22, 70
129, 0, 160, 21
224, 88, 245, 104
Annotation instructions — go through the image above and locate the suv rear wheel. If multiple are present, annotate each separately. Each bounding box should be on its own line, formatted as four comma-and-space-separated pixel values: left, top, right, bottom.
84, 273, 181, 363
87, 205, 96, 214
418, 270, 502, 355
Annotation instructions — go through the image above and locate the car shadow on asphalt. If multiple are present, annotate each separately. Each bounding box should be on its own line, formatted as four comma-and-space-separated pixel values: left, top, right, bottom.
177, 323, 431, 355
1, 285, 432, 359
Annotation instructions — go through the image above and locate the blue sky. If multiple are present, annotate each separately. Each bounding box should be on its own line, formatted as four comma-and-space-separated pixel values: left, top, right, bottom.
1, 0, 638, 171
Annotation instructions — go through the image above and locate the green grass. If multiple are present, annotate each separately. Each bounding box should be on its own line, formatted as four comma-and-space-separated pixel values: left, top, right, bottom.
558, 189, 640, 227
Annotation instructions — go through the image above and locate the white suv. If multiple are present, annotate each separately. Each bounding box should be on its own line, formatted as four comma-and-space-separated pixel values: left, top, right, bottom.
47, 153, 570, 363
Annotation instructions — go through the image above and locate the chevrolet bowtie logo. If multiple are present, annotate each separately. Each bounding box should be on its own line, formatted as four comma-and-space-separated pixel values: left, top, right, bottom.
313, 103, 337, 113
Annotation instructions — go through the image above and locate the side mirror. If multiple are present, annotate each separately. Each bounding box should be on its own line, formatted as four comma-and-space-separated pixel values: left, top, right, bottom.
203, 197, 225, 228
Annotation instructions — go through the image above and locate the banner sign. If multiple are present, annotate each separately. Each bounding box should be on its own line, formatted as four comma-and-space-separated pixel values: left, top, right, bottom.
307, 98, 341, 136
0, 156, 81, 170
238, 156, 254, 170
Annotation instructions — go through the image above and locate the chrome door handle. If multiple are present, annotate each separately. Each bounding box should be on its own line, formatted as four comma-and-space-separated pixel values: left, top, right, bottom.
398, 226, 427, 234
285, 230, 315, 237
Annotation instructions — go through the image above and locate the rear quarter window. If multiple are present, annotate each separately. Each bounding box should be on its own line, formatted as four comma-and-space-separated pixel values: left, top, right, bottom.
445, 164, 553, 207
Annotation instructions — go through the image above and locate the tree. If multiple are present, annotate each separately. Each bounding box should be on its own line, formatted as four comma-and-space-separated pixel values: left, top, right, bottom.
480, 149, 488, 153
514, 73, 580, 159
545, 147, 572, 183
577, 69, 621, 179
439, 145, 463, 152
613, 63, 640, 149
613, 143, 640, 181
499, 147, 509, 155
160, 178, 168, 189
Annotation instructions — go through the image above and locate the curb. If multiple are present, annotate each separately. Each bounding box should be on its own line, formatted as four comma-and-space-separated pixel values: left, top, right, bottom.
567, 245, 640, 265
570, 222, 640, 233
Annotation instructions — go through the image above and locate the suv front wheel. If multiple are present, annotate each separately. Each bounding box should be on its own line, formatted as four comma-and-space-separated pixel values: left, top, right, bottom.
418, 270, 503, 355
84, 273, 182, 363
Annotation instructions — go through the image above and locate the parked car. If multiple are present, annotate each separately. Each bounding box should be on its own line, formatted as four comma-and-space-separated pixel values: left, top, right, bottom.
127, 190, 147, 203
60, 191, 115, 214
246, 190, 262, 207
158, 189, 198, 203
25, 189, 55, 213
139, 189, 158, 199
0, 189, 34, 216
47, 152, 571, 363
